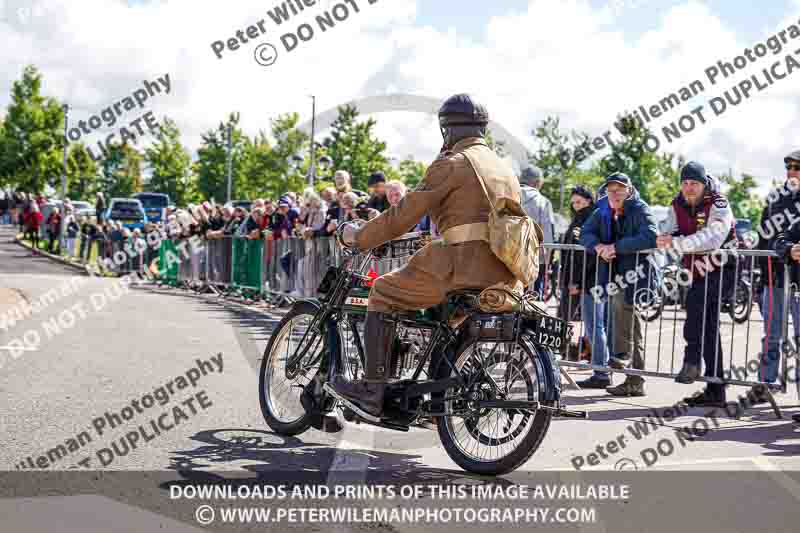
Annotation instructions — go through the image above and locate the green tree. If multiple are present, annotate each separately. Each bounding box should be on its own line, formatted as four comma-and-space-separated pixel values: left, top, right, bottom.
143, 117, 196, 206
322, 105, 389, 191
271, 112, 312, 195
394, 158, 427, 189
721, 171, 763, 225
0, 65, 66, 193
195, 113, 246, 203
65, 143, 99, 200
591, 115, 680, 206
98, 142, 142, 198
529, 116, 599, 213
240, 113, 311, 199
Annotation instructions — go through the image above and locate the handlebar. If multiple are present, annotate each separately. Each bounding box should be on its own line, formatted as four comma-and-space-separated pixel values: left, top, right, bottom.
385, 231, 428, 245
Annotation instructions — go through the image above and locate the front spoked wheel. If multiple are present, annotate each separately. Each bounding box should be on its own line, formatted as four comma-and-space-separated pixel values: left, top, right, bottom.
259, 301, 327, 435
436, 337, 553, 475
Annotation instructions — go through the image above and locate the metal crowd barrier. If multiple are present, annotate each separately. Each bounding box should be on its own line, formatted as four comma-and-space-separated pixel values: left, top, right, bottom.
542, 243, 799, 399
156, 235, 799, 407
206, 237, 233, 287
160, 235, 410, 300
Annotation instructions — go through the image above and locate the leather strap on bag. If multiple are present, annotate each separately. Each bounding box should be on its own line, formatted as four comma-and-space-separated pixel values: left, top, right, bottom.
461, 152, 499, 223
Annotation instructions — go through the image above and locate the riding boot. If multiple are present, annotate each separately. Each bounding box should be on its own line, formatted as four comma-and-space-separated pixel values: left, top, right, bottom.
331, 311, 396, 417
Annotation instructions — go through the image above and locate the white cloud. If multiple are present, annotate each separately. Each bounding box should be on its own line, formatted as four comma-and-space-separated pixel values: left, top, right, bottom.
1, 0, 799, 199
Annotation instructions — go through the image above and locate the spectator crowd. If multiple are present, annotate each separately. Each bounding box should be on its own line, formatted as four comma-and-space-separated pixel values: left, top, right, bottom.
3, 154, 800, 423
0, 169, 427, 272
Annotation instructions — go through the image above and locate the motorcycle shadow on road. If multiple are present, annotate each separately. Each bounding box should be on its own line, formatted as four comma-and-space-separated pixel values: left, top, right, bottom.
164, 428, 523, 487
668, 415, 800, 458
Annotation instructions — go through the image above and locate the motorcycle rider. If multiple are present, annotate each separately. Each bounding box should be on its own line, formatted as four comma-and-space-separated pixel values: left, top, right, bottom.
331, 94, 525, 417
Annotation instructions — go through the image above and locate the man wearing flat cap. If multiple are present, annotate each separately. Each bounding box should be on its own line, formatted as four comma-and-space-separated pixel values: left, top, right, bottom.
658, 161, 736, 408
581, 172, 657, 396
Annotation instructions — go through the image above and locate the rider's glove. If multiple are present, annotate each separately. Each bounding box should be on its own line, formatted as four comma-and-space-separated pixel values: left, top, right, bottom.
336, 220, 365, 250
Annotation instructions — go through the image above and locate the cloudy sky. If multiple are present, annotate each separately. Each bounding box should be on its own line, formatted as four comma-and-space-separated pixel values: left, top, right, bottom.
1, 0, 799, 194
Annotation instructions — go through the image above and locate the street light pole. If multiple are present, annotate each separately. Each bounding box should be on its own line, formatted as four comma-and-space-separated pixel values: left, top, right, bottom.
225, 123, 232, 203
60, 103, 69, 253
308, 95, 317, 189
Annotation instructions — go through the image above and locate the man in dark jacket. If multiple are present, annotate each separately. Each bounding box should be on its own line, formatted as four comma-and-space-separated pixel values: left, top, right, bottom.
367, 171, 390, 212
773, 178, 800, 425
754, 149, 800, 400
581, 173, 658, 396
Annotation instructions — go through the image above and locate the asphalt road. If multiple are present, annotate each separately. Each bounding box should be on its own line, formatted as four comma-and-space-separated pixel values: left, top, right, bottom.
1, 224, 800, 533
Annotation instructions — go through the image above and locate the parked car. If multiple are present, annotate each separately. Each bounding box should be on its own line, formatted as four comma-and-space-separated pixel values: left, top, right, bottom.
735, 218, 753, 240
105, 198, 148, 230
69, 201, 92, 218
133, 192, 171, 223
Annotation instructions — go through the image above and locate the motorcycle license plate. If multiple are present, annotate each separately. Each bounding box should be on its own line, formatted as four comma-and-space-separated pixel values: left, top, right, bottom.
531, 314, 570, 353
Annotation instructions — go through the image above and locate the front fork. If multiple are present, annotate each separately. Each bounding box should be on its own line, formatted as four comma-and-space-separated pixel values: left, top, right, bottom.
299, 317, 342, 417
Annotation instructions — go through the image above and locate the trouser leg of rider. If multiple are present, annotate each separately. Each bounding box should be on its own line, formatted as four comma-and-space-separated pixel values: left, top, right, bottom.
332, 311, 397, 416
364, 312, 396, 383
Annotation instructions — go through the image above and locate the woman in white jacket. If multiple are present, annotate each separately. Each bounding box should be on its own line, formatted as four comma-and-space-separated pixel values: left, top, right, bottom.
298, 190, 328, 296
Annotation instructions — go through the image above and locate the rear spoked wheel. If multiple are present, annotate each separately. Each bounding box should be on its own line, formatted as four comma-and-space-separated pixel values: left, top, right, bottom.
435, 337, 553, 475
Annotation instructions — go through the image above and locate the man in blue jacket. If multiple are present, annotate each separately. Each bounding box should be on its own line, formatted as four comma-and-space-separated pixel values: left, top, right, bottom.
581, 173, 658, 396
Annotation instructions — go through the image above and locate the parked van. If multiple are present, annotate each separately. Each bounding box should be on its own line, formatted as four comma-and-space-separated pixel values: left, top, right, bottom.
105, 198, 148, 230
133, 192, 170, 223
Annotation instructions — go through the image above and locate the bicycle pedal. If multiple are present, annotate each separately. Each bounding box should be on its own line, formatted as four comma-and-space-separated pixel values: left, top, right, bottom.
552, 407, 589, 418
341, 407, 357, 422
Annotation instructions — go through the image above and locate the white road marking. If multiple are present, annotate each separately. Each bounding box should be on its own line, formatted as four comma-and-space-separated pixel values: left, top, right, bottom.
541, 453, 800, 471
752, 456, 800, 502
0, 346, 37, 351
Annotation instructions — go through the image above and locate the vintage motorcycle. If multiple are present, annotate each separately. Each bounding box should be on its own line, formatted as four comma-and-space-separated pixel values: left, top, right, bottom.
258, 230, 584, 475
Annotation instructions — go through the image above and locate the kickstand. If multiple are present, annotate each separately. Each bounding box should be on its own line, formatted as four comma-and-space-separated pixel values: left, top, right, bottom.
559, 366, 580, 391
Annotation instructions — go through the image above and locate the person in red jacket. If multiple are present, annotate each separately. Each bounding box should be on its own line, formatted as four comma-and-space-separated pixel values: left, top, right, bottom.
26, 203, 43, 250
46, 207, 62, 254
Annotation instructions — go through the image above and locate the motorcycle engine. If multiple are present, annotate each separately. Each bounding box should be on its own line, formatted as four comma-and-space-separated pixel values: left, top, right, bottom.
390, 336, 422, 380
